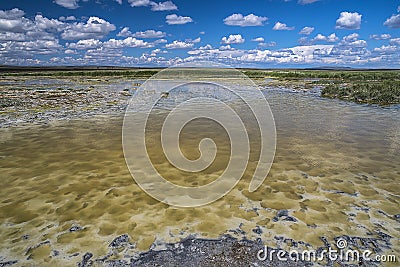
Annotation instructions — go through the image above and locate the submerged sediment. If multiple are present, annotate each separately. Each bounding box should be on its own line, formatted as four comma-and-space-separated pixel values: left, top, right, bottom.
0, 76, 399, 266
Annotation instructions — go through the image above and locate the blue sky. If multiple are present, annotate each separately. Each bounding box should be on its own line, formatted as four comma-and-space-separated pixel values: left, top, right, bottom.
0, 0, 399, 68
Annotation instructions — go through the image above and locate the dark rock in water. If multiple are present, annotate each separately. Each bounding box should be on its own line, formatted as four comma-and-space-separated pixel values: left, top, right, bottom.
273, 209, 297, 222
0, 260, 18, 266
290, 240, 298, 247
377, 209, 387, 216
52, 250, 60, 257
374, 230, 392, 251
78, 252, 93, 267
96, 252, 113, 263
109, 234, 130, 248
252, 226, 262, 235
228, 224, 246, 236
69, 225, 83, 232
283, 216, 297, 222
283, 238, 299, 248
276, 209, 289, 217
320, 236, 331, 248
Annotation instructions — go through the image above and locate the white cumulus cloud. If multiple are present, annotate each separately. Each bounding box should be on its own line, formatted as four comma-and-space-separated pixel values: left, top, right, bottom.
165, 40, 194, 49
342, 33, 359, 43
117, 27, 132, 37
0, 8, 31, 32
273, 22, 295, 31
223, 13, 268, 27
166, 14, 193, 25
103, 37, 152, 48
35, 15, 64, 31
0, 32, 25, 41
192, 37, 201, 43
290, 45, 334, 58
312, 34, 326, 42
384, 14, 400, 28
251, 37, 265, 42
0, 8, 25, 19
61, 16, 116, 40
390, 38, 400, 46
373, 45, 398, 53
312, 33, 338, 43
54, 0, 80, 9
259, 41, 277, 47
221, 34, 245, 44
59, 15, 76, 21
128, 0, 177, 11
68, 39, 101, 50
64, 49, 77, 54
335, 12, 362, 30
150, 1, 177, 11
299, 26, 314, 35
370, 34, 391, 40
340, 33, 367, 47
128, 0, 151, 7
133, 29, 166, 38
326, 33, 339, 42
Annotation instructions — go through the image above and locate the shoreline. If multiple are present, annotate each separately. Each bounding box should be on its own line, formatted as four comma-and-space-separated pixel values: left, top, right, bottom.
0, 231, 394, 266
1, 75, 399, 129
0, 76, 136, 128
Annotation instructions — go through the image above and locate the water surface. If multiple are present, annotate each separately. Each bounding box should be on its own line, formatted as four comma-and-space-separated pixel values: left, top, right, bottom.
0, 88, 399, 265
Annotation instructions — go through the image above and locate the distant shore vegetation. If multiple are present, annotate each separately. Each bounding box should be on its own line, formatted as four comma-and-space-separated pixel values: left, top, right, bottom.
1, 67, 399, 105
244, 69, 400, 105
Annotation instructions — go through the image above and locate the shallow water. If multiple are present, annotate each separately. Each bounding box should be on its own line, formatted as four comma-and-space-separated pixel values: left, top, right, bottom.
0, 88, 399, 265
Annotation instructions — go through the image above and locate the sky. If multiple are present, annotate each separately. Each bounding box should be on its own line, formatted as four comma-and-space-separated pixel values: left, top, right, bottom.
0, 0, 399, 68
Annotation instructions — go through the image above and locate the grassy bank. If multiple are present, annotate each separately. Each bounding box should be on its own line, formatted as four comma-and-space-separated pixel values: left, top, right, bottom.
244, 69, 400, 105
321, 81, 400, 105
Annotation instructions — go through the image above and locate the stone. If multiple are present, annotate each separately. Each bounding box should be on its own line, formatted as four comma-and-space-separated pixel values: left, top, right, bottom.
78, 252, 93, 267
252, 227, 263, 235
69, 225, 83, 232
109, 234, 130, 248
283, 216, 298, 222
276, 209, 289, 217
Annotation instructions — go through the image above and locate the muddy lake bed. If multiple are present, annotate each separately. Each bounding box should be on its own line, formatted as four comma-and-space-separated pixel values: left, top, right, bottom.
0, 76, 399, 266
